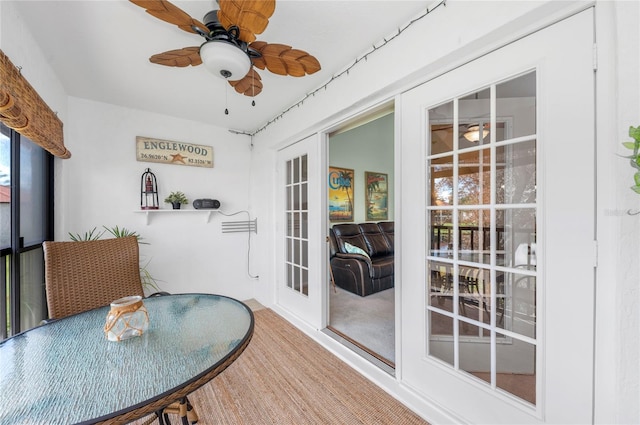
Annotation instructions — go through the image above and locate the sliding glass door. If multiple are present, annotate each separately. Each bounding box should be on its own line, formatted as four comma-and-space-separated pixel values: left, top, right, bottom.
1, 123, 53, 338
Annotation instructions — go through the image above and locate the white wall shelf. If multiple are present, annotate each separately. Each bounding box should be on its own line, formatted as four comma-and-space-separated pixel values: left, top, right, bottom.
134, 209, 216, 225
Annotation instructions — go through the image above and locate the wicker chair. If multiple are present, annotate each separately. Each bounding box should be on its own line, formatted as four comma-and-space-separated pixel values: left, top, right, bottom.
42, 236, 199, 425
43, 236, 144, 319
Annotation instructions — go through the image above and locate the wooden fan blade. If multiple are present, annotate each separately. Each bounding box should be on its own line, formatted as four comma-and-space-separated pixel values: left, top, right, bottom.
218, 0, 276, 43
129, 0, 209, 34
228, 68, 263, 97
250, 41, 321, 77
149, 47, 202, 67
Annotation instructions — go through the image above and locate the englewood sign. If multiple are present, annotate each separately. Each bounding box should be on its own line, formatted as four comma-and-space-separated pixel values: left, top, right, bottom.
136, 136, 213, 168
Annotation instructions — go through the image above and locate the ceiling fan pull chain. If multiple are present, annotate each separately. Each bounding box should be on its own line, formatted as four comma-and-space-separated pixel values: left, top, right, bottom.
252, 71, 256, 106
225, 84, 229, 115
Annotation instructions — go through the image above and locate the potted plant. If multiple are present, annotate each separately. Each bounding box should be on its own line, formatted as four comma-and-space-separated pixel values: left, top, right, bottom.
164, 191, 189, 209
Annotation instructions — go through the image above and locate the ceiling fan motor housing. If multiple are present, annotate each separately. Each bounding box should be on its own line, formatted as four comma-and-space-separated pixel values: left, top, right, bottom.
200, 40, 251, 80
203, 10, 226, 35
198, 9, 254, 79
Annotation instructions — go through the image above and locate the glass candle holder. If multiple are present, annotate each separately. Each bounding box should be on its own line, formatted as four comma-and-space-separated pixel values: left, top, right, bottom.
104, 295, 149, 341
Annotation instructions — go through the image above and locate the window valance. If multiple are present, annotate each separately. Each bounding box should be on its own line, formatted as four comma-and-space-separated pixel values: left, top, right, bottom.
0, 49, 70, 158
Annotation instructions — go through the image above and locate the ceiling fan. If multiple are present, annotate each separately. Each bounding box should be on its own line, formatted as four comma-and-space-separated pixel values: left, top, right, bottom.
431, 122, 490, 142
129, 0, 321, 98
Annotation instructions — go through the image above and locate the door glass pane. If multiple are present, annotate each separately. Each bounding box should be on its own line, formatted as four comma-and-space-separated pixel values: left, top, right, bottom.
429, 311, 454, 366
20, 248, 46, 330
497, 72, 536, 140
426, 72, 537, 404
500, 271, 536, 338
0, 128, 10, 250
429, 210, 453, 258
458, 209, 490, 264
459, 88, 491, 148
293, 157, 300, 183
287, 212, 293, 237
459, 323, 491, 379
301, 155, 307, 181
294, 239, 300, 265
301, 212, 308, 239
429, 101, 454, 155
301, 183, 308, 210
459, 265, 490, 326
496, 336, 536, 405
458, 149, 491, 205
293, 184, 300, 210
1, 256, 8, 339
494, 121, 508, 143
496, 208, 536, 269
301, 240, 308, 268
20, 137, 48, 246
428, 260, 453, 311
496, 140, 537, 205
430, 155, 454, 207
294, 266, 301, 291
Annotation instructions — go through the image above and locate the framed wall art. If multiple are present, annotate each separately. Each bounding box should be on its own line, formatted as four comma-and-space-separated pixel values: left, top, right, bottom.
328, 166, 354, 222
365, 171, 388, 221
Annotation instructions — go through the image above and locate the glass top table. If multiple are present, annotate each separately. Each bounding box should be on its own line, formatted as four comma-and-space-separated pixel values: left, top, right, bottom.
0, 293, 254, 424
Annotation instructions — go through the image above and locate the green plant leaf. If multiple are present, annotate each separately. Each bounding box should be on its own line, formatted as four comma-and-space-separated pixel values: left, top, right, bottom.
68, 227, 104, 241
164, 191, 189, 204
102, 225, 149, 244
623, 142, 636, 150
629, 125, 640, 141
632, 185, 640, 194
634, 172, 640, 186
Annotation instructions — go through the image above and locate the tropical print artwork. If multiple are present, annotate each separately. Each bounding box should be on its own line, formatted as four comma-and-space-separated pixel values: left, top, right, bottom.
328, 166, 354, 221
365, 171, 388, 220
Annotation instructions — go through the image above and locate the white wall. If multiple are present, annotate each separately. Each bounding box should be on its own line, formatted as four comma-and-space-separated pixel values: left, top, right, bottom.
594, 2, 640, 424
329, 112, 394, 223
60, 97, 256, 300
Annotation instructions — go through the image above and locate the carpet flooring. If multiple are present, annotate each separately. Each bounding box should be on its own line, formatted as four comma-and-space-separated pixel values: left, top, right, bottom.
132, 308, 427, 425
329, 287, 395, 364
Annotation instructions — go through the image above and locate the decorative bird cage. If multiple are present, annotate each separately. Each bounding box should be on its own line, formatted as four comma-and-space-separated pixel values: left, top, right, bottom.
140, 168, 159, 210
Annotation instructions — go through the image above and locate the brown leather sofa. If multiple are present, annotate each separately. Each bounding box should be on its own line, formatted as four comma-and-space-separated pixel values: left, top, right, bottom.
329, 222, 394, 296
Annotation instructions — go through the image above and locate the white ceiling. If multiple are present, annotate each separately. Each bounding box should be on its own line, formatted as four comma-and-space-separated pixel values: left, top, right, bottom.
13, 0, 432, 133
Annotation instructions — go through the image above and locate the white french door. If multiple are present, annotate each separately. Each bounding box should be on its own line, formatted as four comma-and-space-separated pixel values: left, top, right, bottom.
276, 135, 322, 328
400, 9, 595, 424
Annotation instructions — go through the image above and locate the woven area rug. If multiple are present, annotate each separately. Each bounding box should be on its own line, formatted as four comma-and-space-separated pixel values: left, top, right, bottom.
133, 308, 427, 425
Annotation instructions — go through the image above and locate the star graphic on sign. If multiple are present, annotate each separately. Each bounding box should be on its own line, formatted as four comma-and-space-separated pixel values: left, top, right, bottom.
170, 153, 187, 164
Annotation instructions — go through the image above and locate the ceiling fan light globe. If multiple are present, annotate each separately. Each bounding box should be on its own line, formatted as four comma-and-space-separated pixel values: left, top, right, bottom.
463, 125, 489, 142
200, 40, 251, 80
